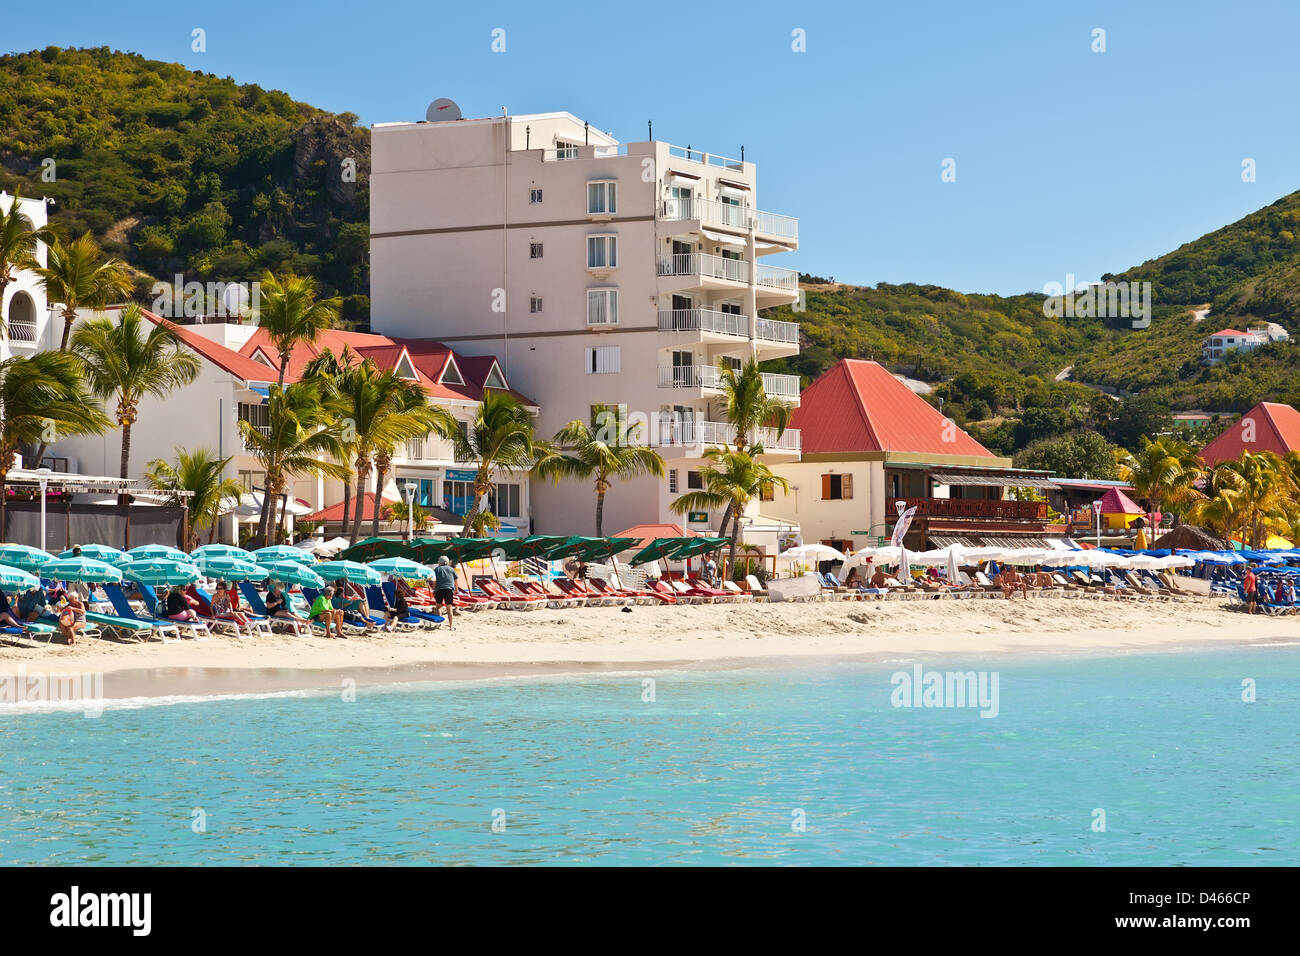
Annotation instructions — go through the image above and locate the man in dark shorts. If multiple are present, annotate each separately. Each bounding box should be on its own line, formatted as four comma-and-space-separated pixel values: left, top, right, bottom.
433, 555, 457, 630
1243, 564, 1259, 615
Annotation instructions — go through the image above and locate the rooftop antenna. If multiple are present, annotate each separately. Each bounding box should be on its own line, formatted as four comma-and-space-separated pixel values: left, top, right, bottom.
741, 145, 745, 162
525, 125, 530, 149
648, 120, 652, 140
425, 98, 463, 122
584, 121, 589, 145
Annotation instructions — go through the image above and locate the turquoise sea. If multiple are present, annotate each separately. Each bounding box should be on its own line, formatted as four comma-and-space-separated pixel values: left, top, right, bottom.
1, 647, 1297, 865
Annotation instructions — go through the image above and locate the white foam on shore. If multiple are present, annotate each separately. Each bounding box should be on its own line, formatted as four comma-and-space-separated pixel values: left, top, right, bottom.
0, 686, 325, 715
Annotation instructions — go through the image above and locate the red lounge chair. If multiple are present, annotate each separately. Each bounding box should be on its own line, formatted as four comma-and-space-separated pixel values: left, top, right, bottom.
686, 576, 735, 601
513, 579, 579, 608
478, 577, 546, 609
646, 580, 679, 604
589, 577, 649, 605
553, 578, 597, 606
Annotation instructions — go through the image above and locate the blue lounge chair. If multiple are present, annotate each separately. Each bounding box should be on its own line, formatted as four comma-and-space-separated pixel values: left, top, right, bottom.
372, 584, 443, 628
135, 583, 211, 640
192, 586, 271, 638
303, 586, 382, 631
101, 584, 182, 643
381, 582, 445, 627
238, 582, 309, 636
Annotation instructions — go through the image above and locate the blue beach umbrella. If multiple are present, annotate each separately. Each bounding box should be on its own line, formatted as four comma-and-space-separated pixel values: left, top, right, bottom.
60, 544, 133, 568
128, 544, 189, 562
260, 560, 325, 589
253, 545, 317, 565
0, 544, 55, 572
125, 559, 203, 587
368, 557, 435, 578
313, 560, 383, 586
0, 563, 41, 591
41, 557, 124, 584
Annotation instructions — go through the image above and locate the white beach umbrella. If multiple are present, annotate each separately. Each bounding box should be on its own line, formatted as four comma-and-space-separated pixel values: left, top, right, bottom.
1004, 548, 1051, 566
778, 543, 846, 563
1126, 554, 1163, 570
1158, 554, 1195, 569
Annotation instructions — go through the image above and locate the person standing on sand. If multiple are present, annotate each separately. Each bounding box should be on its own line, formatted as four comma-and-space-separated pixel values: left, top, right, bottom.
433, 556, 457, 630
1243, 564, 1259, 615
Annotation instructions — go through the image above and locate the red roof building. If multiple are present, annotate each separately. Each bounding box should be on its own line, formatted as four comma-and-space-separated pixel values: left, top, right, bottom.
1198, 402, 1300, 466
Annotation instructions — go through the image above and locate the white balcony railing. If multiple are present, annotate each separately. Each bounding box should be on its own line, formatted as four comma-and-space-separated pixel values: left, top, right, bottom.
660, 197, 799, 242
755, 317, 799, 344
666, 144, 744, 170
657, 252, 749, 284
657, 308, 747, 338
656, 418, 801, 453
5, 321, 39, 344
755, 263, 799, 292
656, 365, 801, 400
760, 372, 802, 398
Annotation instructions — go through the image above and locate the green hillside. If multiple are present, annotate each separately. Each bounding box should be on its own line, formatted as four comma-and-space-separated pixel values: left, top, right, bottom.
0, 46, 371, 322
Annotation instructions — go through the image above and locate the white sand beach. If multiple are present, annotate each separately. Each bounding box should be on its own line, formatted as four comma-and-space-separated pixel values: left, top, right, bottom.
0, 597, 1290, 700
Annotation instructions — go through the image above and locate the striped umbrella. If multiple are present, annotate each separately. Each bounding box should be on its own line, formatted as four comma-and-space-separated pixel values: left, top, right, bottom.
191, 544, 255, 561
0, 544, 55, 571
190, 554, 268, 580
253, 545, 317, 565
59, 544, 134, 568
125, 559, 203, 587
260, 560, 325, 588
128, 544, 189, 562
368, 557, 435, 578
41, 557, 124, 583
313, 560, 383, 586
0, 563, 41, 591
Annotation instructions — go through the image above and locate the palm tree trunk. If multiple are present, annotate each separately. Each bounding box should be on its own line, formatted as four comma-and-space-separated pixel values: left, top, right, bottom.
349, 468, 367, 544
341, 478, 352, 533
0, 469, 7, 542
117, 422, 133, 506
595, 489, 606, 537
270, 492, 283, 545
58, 306, 75, 350
727, 501, 742, 581
372, 466, 388, 538
461, 469, 490, 536
256, 487, 272, 548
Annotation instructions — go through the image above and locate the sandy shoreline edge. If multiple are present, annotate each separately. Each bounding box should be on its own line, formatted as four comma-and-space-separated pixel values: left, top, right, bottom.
0, 598, 1293, 701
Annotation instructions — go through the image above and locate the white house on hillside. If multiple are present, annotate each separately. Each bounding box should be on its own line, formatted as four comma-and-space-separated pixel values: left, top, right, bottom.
0, 190, 52, 361
1202, 324, 1290, 363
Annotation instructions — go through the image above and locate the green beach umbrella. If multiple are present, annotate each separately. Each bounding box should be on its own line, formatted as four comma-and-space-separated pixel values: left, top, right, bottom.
191, 554, 268, 580
667, 537, 729, 560
629, 537, 688, 566
127, 544, 189, 562
260, 560, 325, 588
60, 544, 133, 568
408, 538, 459, 563
125, 559, 202, 587
313, 560, 383, 586
368, 556, 435, 578
436, 538, 498, 563
190, 543, 255, 561
41, 557, 124, 583
498, 535, 568, 562
252, 545, 317, 565
0, 544, 55, 572
0, 563, 41, 591
336, 536, 411, 563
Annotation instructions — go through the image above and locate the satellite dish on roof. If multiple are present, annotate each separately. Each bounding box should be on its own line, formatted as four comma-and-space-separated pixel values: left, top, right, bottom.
426, 98, 462, 122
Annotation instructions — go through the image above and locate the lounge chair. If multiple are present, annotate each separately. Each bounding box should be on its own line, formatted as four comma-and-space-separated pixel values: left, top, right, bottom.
669, 579, 714, 604
476, 577, 546, 610
744, 574, 770, 602
720, 580, 754, 602
362, 585, 427, 630
101, 584, 184, 642
303, 587, 384, 630
379, 583, 445, 627
589, 576, 653, 605
645, 580, 679, 604
136, 584, 213, 640
238, 582, 311, 636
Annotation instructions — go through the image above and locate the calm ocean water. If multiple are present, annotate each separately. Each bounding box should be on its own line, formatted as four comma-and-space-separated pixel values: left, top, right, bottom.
1, 647, 1297, 865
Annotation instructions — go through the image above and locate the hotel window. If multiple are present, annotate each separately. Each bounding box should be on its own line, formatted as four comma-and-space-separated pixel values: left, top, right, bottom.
529, 188, 543, 204
488, 482, 522, 519
587, 234, 617, 269
587, 180, 617, 215
237, 402, 269, 432
556, 142, 579, 161
530, 296, 544, 314
668, 469, 679, 494
584, 346, 621, 374
530, 242, 543, 259
687, 470, 704, 490
587, 289, 618, 326
821, 473, 853, 500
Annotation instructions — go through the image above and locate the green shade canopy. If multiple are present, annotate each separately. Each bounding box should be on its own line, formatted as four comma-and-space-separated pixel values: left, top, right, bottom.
411, 537, 499, 563
667, 537, 729, 560
0, 563, 41, 591
0, 544, 55, 572
497, 535, 568, 561
547, 536, 641, 562
125, 559, 203, 587
60, 544, 133, 568
191, 554, 268, 580
260, 560, 325, 588
314, 560, 383, 586
41, 557, 124, 584
628, 536, 727, 566
628, 537, 688, 566
190, 544, 255, 561
127, 544, 189, 562
336, 537, 412, 563
407, 538, 459, 564
253, 545, 318, 566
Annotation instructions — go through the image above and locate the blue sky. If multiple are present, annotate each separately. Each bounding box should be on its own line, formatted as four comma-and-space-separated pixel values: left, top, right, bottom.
9, 0, 1299, 296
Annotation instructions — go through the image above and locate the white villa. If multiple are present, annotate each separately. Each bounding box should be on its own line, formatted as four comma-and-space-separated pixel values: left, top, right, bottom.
0, 190, 51, 361
1201, 324, 1290, 363
370, 109, 803, 536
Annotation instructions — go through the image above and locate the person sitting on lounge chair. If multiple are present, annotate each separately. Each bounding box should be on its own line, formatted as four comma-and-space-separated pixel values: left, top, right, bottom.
998, 567, 1028, 600
166, 585, 202, 623
309, 587, 346, 639
869, 567, 891, 589
332, 578, 373, 627
265, 582, 309, 624
57, 593, 87, 645
211, 581, 252, 628
16, 586, 47, 623
845, 568, 863, 588
0, 589, 29, 633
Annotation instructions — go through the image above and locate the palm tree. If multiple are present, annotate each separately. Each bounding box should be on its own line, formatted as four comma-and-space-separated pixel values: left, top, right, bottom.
535, 408, 666, 536
429, 390, 549, 536
1118, 436, 1204, 516
669, 446, 789, 575
238, 380, 350, 546
0, 190, 57, 305
256, 270, 340, 385
300, 346, 360, 532
369, 378, 440, 539
0, 352, 110, 533
70, 304, 201, 503
713, 357, 792, 541
146, 448, 243, 549
35, 232, 133, 349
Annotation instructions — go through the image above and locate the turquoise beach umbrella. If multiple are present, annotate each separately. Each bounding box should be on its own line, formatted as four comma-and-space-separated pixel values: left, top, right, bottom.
368, 557, 435, 578
0, 563, 41, 591
190, 554, 268, 580
313, 560, 383, 586
260, 560, 325, 588
0, 544, 55, 571
41, 557, 124, 583
253, 545, 317, 565
60, 544, 133, 568
125, 559, 202, 587
128, 544, 189, 562
191, 544, 255, 561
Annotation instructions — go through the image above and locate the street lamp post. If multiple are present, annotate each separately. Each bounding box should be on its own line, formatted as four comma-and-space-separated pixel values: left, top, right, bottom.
1092, 499, 1103, 548
35, 467, 51, 551
405, 483, 417, 543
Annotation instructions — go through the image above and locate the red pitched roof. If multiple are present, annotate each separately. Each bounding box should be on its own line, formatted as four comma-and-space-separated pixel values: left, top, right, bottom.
303, 492, 395, 523
1199, 402, 1300, 466
1210, 329, 1247, 337
126, 308, 277, 383
791, 359, 995, 457
613, 523, 701, 549
1097, 487, 1144, 515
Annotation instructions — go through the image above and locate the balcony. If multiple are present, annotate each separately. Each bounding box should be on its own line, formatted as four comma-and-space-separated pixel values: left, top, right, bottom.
657, 309, 799, 346
660, 198, 799, 242
755, 263, 799, 292
666, 144, 744, 171
5, 321, 39, 345
657, 365, 801, 400
755, 316, 799, 344
657, 254, 799, 294
656, 419, 801, 453
887, 497, 1049, 522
